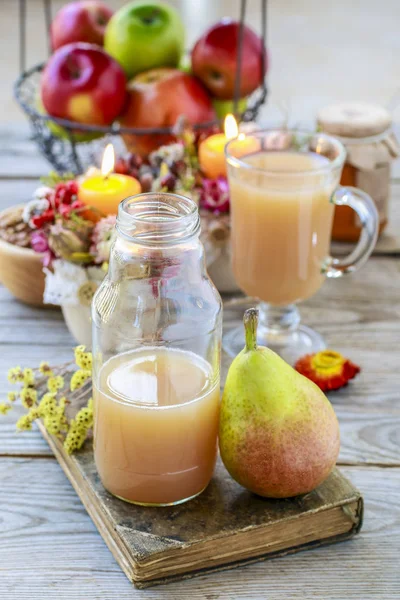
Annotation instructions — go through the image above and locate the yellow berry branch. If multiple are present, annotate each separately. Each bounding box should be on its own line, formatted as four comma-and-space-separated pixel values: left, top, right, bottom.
1, 345, 94, 454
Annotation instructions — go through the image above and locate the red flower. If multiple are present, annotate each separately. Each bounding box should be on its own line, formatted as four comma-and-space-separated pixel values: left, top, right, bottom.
70, 200, 83, 210
54, 181, 78, 207
294, 350, 360, 392
59, 204, 73, 218
200, 177, 230, 214
31, 209, 55, 229
114, 158, 130, 175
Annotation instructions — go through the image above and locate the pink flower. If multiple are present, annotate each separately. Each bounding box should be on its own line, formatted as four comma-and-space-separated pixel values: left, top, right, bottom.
31, 230, 55, 266
200, 177, 230, 214
30, 230, 49, 254
59, 204, 73, 218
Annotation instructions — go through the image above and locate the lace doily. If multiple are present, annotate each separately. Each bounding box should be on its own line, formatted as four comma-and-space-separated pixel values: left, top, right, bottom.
43, 260, 104, 306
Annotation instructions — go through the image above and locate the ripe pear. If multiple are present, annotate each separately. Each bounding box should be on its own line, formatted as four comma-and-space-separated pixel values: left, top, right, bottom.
219, 309, 340, 498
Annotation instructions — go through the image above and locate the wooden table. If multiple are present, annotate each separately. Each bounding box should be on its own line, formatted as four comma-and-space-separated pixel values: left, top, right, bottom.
0, 125, 399, 599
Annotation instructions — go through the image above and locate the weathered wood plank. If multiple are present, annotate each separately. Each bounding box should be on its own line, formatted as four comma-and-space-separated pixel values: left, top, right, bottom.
0, 255, 397, 349
0, 257, 399, 460
0, 179, 38, 209
0, 418, 51, 456
0, 124, 48, 178
0, 317, 73, 346
0, 460, 398, 599
2, 363, 400, 461
1, 403, 399, 466
1, 362, 400, 464
0, 344, 73, 457
337, 409, 400, 465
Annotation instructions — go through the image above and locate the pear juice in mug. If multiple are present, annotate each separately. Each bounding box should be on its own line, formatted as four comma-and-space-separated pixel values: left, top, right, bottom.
229, 151, 336, 306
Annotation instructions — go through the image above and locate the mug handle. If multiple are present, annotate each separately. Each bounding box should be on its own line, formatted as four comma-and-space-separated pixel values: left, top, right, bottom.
323, 186, 379, 278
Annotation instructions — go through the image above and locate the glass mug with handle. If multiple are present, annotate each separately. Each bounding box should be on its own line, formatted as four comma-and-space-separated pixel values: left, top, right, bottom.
224, 129, 379, 363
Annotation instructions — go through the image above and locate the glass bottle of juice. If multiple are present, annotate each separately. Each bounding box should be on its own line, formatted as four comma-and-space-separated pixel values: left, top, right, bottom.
92, 192, 222, 507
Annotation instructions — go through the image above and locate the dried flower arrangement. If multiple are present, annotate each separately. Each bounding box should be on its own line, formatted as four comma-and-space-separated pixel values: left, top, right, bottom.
0, 122, 235, 311
1, 346, 93, 454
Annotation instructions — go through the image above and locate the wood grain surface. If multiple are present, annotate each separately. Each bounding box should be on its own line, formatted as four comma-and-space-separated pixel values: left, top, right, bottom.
0, 460, 398, 599
0, 123, 399, 597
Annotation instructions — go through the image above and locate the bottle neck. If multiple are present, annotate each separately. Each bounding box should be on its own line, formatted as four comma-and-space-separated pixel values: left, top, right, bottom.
116, 192, 200, 247
108, 193, 204, 283
108, 235, 205, 287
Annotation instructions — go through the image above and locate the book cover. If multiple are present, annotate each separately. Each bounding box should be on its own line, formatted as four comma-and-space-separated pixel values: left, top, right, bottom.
38, 422, 363, 589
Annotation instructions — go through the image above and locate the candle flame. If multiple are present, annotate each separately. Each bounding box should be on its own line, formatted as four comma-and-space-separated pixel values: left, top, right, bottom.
224, 114, 238, 139
101, 144, 115, 178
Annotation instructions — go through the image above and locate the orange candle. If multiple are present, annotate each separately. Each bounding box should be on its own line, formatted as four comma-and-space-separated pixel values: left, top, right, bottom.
199, 115, 260, 179
228, 133, 261, 159
79, 144, 141, 215
199, 114, 238, 179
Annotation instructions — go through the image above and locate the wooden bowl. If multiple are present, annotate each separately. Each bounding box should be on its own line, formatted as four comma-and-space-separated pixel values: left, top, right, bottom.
0, 205, 45, 306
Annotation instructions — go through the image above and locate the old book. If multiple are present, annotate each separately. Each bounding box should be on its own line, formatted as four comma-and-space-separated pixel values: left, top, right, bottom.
38, 420, 363, 589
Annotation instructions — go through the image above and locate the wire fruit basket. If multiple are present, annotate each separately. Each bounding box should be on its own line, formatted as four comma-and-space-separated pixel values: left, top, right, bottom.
14, 0, 268, 174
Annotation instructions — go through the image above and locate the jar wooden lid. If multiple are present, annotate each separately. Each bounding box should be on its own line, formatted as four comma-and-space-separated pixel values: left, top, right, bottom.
317, 102, 392, 138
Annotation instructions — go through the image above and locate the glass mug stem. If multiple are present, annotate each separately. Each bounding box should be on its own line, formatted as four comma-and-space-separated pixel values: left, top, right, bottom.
257, 303, 326, 360
323, 186, 379, 278
258, 303, 300, 333
225, 302, 326, 364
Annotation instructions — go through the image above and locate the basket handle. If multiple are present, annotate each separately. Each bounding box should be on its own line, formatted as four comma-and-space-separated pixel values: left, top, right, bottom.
235, 0, 268, 122
19, 0, 52, 73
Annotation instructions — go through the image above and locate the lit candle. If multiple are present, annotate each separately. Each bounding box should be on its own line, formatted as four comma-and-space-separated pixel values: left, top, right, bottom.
199, 114, 238, 179
228, 132, 261, 160
79, 144, 141, 215
199, 116, 260, 179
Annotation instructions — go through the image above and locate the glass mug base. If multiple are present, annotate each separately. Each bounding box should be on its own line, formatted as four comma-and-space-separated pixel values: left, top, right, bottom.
223, 303, 326, 365
223, 323, 326, 365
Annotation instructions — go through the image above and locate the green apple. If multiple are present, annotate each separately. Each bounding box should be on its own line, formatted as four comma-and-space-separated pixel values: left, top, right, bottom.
104, 1, 185, 79
178, 54, 191, 74
36, 95, 102, 142
212, 97, 248, 120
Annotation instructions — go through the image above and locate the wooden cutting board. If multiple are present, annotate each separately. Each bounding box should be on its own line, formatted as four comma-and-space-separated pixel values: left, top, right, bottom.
38, 418, 363, 589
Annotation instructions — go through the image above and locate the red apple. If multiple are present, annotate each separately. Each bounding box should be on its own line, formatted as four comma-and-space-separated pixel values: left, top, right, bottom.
51, 1, 113, 50
41, 43, 127, 127
121, 68, 216, 157
191, 19, 268, 100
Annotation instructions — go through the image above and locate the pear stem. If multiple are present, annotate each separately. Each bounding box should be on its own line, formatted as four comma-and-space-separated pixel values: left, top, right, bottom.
244, 308, 258, 351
